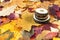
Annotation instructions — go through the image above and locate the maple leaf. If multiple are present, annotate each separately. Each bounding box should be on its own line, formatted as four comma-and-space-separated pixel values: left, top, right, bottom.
19, 11, 40, 31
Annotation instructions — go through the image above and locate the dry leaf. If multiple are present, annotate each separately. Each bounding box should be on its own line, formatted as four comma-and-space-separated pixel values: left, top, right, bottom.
36, 30, 50, 40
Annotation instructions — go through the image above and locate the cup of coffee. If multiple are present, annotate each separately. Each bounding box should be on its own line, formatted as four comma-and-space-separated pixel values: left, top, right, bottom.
33, 8, 50, 23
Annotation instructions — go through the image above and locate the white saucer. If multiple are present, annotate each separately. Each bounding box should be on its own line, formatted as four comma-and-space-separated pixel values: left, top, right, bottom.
33, 14, 50, 22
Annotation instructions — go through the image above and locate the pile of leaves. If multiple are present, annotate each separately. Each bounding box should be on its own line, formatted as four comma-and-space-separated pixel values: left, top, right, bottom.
21, 23, 60, 40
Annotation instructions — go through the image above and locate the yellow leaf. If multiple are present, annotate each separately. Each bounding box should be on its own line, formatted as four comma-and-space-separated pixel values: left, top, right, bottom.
53, 37, 60, 40
20, 10, 40, 31
0, 20, 22, 40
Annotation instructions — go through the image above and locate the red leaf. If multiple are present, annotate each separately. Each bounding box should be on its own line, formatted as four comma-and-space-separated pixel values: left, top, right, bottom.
56, 11, 60, 19
28, 8, 34, 12
44, 32, 58, 39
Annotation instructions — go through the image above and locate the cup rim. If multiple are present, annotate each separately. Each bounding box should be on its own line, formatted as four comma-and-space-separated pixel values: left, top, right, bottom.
35, 8, 48, 14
